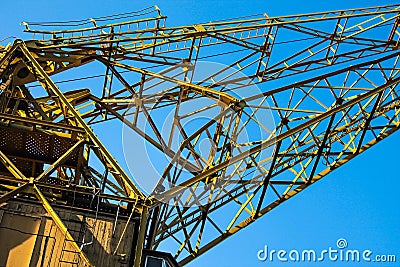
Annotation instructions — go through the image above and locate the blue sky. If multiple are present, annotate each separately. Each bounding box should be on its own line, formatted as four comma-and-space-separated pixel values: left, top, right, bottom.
1, 1, 400, 266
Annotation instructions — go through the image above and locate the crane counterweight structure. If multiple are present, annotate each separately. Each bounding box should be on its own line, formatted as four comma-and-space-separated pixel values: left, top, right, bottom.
0, 4, 400, 267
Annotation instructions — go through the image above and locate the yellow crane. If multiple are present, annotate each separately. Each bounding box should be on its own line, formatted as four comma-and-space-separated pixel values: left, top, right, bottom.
0, 4, 399, 267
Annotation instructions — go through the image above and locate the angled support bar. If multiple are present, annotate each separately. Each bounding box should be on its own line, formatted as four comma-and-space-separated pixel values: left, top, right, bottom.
0, 148, 29, 181
33, 185, 93, 267
0, 183, 30, 206
36, 138, 86, 182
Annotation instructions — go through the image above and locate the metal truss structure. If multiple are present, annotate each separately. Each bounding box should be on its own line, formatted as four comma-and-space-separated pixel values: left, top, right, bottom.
1, 4, 400, 266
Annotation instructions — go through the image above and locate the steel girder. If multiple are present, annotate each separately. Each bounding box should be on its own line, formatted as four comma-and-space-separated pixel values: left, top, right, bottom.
1, 4, 400, 265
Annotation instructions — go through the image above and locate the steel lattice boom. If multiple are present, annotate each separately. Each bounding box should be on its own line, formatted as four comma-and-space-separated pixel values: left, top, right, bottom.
0, 4, 400, 266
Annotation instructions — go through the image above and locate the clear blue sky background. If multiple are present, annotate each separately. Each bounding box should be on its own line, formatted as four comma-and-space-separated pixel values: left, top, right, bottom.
1, 1, 400, 267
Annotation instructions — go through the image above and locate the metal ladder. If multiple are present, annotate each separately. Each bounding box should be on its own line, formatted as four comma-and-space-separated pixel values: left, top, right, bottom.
58, 220, 87, 267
